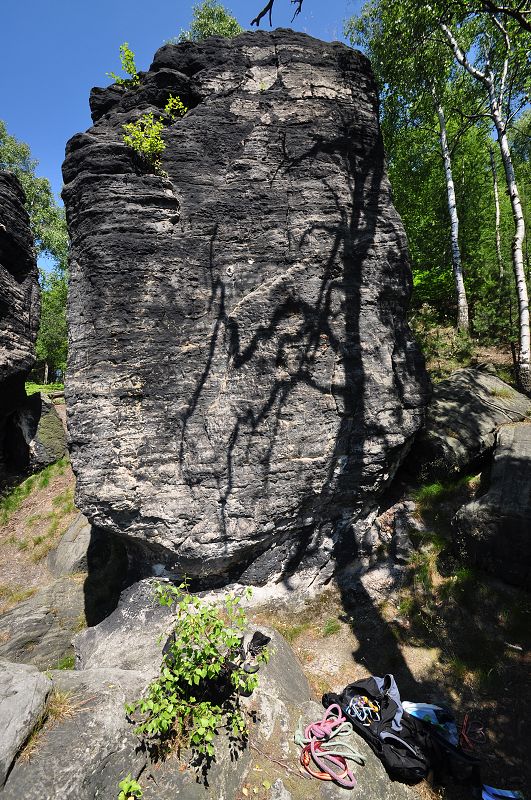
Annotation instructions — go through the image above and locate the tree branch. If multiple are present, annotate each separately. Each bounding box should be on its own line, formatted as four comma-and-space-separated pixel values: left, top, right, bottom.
439, 22, 490, 85
481, 0, 531, 34
251, 0, 275, 26
251, 0, 304, 27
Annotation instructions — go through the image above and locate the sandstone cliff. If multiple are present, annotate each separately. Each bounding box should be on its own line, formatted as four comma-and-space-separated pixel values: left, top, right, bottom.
0, 172, 40, 480
63, 29, 429, 585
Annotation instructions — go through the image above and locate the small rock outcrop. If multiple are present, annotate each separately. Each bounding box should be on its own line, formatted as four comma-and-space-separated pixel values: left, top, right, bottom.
454, 422, 531, 589
0, 172, 40, 481
410, 367, 530, 480
8, 393, 67, 473
63, 29, 429, 586
0, 660, 51, 787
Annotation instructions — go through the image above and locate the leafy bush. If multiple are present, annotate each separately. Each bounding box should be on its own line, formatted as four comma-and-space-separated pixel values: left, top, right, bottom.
177, 0, 242, 42
126, 582, 267, 760
118, 774, 142, 799
122, 96, 188, 172
165, 94, 188, 119
107, 43, 140, 86
123, 113, 165, 169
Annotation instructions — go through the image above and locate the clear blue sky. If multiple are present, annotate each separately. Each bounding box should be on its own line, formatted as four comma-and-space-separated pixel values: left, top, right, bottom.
1, 0, 362, 203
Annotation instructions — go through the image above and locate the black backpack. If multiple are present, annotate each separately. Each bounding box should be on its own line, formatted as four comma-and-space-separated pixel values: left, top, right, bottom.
323, 675, 481, 786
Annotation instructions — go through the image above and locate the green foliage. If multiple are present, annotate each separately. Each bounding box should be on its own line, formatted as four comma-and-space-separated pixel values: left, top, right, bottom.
25, 382, 64, 395
122, 96, 188, 172
36, 267, 68, 375
118, 774, 143, 800
54, 653, 75, 670
165, 95, 188, 119
346, 1, 530, 352
126, 582, 267, 760
107, 43, 140, 86
413, 475, 474, 512
177, 0, 243, 42
123, 113, 165, 169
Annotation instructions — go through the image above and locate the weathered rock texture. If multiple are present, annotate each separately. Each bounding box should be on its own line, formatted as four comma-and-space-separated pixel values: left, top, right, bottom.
0, 172, 40, 480
0, 660, 51, 787
63, 30, 429, 585
409, 367, 530, 481
454, 422, 531, 589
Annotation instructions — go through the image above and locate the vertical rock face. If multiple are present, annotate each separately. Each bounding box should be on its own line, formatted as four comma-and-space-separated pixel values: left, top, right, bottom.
63, 29, 429, 585
0, 172, 40, 480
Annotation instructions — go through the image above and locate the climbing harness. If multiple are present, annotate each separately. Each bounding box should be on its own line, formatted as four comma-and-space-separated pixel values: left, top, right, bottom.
294, 704, 364, 789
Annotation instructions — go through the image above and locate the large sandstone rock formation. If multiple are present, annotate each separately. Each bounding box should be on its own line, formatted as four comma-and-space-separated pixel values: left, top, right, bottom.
0, 172, 40, 480
63, 29, 429, 585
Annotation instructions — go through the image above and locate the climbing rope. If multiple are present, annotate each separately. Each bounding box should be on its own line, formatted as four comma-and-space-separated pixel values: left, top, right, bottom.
294, 704, 364, 788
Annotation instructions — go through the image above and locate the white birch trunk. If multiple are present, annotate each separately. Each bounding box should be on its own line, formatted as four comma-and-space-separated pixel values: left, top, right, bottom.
439, 21, 531, 390
490, 91, 531, 388
489, 144, 504, 279
434, 99, 469, 331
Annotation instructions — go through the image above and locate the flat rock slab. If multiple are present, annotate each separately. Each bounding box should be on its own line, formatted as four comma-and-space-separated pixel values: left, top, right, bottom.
454, 422, 531, 589
1, 667, 147, 800
410, 367, 530, 480
75, 578, 171, 674
48, 512, 92, 577
0, 659, 51, 787
63, 28, 429, 585
0, 576, 85, 669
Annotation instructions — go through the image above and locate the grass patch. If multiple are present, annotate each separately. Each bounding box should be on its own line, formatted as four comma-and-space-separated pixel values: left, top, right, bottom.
25, 382, 64, 395
322, 618, 341, 637
413, 475, 474, 512
19, 689, 87, 761
0, 584, 37, 612
490, 387, 514, 399
54, 653, 75, 670
0, 457, 70, 524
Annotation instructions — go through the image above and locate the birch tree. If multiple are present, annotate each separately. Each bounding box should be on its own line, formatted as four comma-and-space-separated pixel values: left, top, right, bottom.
347, 3, 472, 331
368, 0, 531, 387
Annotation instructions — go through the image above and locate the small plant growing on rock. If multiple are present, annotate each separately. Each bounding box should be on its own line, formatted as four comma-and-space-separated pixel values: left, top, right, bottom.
122, 96, 188, 172
118, 774, 143, 799
125, 581, 267, 761
122, 113, 166, 170
107, 42, 140, 86
165, 94, 188, 119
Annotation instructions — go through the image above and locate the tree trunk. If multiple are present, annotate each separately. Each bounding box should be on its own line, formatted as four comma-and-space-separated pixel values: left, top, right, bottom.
43, 362, 49, 385
490, 92, 531, 391
434, 99, 469, 332
489, 144, 504, 279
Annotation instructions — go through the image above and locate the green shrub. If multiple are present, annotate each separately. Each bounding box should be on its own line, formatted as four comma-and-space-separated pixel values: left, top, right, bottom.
165, 94, 188, 119
118, 774, 142, 799
122, 96, 187, 172
126, 582, 268, 760
107, 43, 140, 86
123, 113, 165, 169
177, 0, 243, 42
